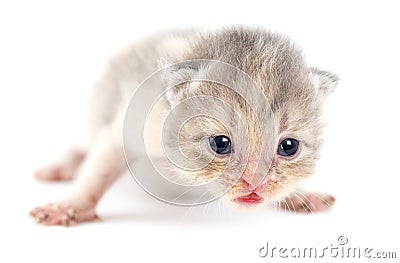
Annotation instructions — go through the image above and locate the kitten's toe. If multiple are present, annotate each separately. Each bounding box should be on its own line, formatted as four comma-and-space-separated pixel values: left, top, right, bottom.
278, 192, 335, 213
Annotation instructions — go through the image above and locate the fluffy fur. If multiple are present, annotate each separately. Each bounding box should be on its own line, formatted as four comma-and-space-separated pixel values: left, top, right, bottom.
30, 26, 338, 226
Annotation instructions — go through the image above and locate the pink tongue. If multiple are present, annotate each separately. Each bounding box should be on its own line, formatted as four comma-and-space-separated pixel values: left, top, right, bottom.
235, 193, 264, 204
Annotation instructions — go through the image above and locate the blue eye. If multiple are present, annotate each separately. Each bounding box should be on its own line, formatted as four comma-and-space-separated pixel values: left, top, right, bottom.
278, 138, 299, 157
209, 135, 232, 154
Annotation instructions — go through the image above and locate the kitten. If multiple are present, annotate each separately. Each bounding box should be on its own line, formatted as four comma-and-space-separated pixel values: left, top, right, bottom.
30, 26, 337, 226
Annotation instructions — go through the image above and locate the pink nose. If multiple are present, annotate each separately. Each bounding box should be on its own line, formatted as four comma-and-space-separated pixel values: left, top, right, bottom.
240, 159, 270, 191
240, 177, 268, 192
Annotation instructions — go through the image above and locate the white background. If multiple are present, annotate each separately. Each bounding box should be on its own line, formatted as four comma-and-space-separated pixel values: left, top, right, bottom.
1, 0, 399, 262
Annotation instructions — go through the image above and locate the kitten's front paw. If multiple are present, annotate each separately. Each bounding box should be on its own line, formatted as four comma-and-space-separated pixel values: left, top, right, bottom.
30, 203, 98, 226
278, 192, 335, 213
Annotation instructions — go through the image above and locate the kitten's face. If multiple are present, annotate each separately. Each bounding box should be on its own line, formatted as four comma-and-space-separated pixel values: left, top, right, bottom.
163, 64, 337, 208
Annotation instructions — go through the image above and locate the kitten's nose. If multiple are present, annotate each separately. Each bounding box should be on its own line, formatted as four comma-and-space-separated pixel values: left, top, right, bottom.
241, 173, 253, 187
241, 159, 269, 191
240, 177, 268, 192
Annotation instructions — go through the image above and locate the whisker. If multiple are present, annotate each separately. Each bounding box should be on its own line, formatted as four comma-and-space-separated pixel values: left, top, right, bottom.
182, 189, 210, 220
281, 194, 291, 214
170, 186, 197, 203
292, 191, 313, 214
309, 192, 332, 206
218, 199, 223, 221
274, 200, 280, 210
287, 196, 297, 214
274, 188, 291, 214
203, 201, 211, 216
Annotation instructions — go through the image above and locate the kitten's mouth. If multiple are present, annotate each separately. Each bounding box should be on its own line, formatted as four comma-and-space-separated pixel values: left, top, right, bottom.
232, 192, 264, 205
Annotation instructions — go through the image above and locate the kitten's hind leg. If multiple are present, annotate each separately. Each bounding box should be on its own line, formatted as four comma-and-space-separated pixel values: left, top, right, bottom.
30, 115, 126, 226
34, 149, 86, 182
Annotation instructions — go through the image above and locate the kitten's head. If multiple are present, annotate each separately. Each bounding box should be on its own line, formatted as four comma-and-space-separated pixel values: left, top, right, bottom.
162, 27, 338, 208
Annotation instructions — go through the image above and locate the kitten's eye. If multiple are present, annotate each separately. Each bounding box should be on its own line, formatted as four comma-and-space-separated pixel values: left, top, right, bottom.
209, 135, 232, 154
278, 138, 299, 157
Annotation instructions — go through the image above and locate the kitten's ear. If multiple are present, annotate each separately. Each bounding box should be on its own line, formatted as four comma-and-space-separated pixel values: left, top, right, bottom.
159, 61, 201, 106
310, 67, 339, 98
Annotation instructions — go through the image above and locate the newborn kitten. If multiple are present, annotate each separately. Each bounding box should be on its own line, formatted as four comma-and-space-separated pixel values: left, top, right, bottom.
30, 26, 338, 226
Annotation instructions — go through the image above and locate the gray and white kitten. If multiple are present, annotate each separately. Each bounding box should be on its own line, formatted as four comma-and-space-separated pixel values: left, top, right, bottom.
30, 26, 338, 226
